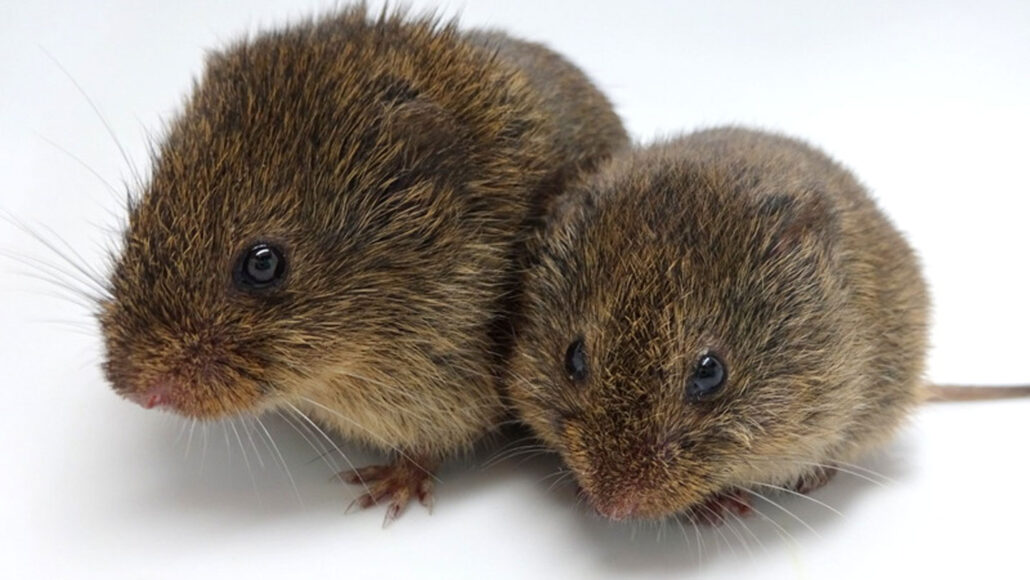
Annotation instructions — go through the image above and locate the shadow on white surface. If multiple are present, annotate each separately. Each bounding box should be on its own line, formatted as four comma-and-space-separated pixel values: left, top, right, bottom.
563, 438, 913, 573
101, 404, 916, 574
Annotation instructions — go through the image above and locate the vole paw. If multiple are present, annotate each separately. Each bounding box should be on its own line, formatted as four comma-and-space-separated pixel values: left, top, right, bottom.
686, 489, 752, 526
339, 456, 436, 525
793, 466, 836, 495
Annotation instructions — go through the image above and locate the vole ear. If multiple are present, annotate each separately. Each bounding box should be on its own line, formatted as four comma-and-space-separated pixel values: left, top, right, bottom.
542, 187, 596, 240
379, 86, 469, 189
518, 186, 596, 269
388, 100, 464, 160
759, 192, 834, 260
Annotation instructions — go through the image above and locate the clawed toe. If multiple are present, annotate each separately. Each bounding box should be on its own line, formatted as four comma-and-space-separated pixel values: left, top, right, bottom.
338, 456, 436, 525
792, 466, 837, 495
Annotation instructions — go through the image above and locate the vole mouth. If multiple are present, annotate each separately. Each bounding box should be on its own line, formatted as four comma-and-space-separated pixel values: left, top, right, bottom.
589, 494, 642, 521
576, 481, 669, 521
125, 379, 175, 410
117, 373, 263, 419
583, 485, 736, 523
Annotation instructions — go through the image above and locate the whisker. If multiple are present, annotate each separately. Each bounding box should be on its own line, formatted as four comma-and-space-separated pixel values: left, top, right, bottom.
722, 507, 766, 557
745, 501, 799, 548
818, 458, 893, 483
283, 402, 372, 497
481, 444, 552, 469
229, 418, 259, 497
30, 317, 96, 328
185, 417, 197, 459
199, 422, 209, 473
1, 249, 106, 299
29, 320, 96, 336
744, 489, 821, 539
0, 213, 111, 299
672, 518, 699, 565
535, 467, 569, 485
35, 132, 123, 205
219, 422, 230, 466
297, 396, 440, 483
546, 471, 575, 494
255, 416, 303, 506
276, 409, 351, 498
4, 264, 102, 310
36, 221, 110, 288
689, 515, 706, 560
14, 284, 96, 313
739, 454, 892, 486
172, 418, 188, 447
275, 409, 340, 473
241, 416, 267, 469
749, 481, 845, 518
715, 508, 754, 559
695, 504, 738, 557
41, 46, 143, 189
482, 434, 540, 464
795, 461, 889, 487
514, 450, 551, 467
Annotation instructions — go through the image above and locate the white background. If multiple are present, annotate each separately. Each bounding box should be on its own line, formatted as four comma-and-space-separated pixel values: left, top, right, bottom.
2, 1, 1029, 578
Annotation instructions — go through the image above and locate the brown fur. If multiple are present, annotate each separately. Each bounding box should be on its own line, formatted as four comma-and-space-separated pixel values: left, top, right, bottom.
98, 5, 627, 483
508, 127, 929, 520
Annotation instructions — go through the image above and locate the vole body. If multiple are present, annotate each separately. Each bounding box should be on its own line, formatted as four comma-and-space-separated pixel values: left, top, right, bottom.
98, 6, 627, 520
509, 127, 933, 520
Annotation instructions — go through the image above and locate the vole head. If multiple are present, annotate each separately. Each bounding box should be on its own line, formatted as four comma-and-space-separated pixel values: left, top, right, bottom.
98, 9, 539, 419
509, 138, 856, 520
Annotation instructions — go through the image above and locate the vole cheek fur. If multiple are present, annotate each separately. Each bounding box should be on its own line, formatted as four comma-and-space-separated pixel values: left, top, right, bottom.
508, 127, 928, 520
99, 6, 629, 518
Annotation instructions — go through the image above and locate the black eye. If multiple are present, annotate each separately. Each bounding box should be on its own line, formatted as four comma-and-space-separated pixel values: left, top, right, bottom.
565, 338, 588, 382
234, 243, 286, 291
687, 354, 726, 400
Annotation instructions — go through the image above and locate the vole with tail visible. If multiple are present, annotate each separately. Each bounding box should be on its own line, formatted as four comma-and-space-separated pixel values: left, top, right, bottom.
98, 5, 628, 523
507, 127, 1030, 521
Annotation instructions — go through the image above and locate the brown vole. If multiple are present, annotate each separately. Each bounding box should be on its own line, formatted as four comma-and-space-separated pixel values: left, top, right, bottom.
508, 127, 1030, 521
97, 6, 627, 522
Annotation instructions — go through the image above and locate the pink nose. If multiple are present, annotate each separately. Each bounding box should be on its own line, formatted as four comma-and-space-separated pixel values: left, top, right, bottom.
596, 497, 640, 521
130, 380, 174, 410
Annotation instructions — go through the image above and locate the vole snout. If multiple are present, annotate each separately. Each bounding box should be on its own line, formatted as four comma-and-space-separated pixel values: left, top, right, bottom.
566, 422, 681, 520
103, 323, 265, 419
126, 379, 175, 410
593, 496, 640, 521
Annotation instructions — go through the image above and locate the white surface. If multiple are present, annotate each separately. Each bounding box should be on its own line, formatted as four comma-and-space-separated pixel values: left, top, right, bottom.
2, 1, 1029, 578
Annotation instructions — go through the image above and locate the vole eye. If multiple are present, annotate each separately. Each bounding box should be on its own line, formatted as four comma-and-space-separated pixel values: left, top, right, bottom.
687, 354, 726, 400
564, 338, 588, 382
234, 243, 286, 291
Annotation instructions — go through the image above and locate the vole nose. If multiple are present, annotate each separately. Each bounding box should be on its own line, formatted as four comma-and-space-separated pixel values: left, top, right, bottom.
129, 379, 174, 410
595, 496, 640, 521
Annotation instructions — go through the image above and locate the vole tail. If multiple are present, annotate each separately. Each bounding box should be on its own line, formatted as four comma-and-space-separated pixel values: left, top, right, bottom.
924, 384, 1030, 402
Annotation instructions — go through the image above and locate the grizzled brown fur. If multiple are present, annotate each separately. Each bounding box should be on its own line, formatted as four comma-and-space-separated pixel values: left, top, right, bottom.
508, 127, 929, 520
98, 4, 627, 505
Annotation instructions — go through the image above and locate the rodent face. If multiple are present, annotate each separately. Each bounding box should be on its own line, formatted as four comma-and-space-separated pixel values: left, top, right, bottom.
510, 149, 854, 520
98, 18, 493, 420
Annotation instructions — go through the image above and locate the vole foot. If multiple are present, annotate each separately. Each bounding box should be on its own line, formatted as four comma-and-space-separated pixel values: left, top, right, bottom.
338, 455, 436, 526
793, 465, 836, 495
686, 489, 752, 526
